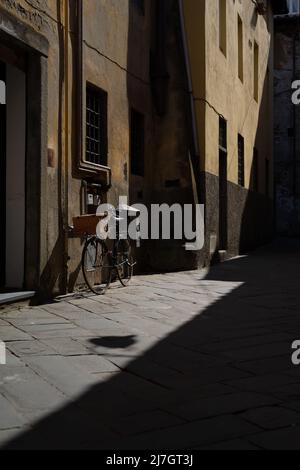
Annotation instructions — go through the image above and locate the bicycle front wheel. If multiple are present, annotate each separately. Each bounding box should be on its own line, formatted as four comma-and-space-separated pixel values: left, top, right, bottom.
116, 239, 135, 287
82, 238, 111, 295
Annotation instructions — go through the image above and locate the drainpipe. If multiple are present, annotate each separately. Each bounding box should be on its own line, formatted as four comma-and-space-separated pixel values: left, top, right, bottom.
178, 0, 202, 204
178, 0, 199, 159
62, 0, 69, 293
77, 0, 83, 178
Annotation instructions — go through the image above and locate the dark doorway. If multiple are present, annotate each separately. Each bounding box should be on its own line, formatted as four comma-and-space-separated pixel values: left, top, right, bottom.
0, 60, 6, 288
0, 11, 49, 298
219, 150, 228, 250
219, 118, 228, 250
0, 55, 26, 291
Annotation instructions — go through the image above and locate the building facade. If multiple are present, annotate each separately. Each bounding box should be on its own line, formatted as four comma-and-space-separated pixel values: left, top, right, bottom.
182, 0, 275, 262
0, 0, 277, 300
0, 0, 196, 300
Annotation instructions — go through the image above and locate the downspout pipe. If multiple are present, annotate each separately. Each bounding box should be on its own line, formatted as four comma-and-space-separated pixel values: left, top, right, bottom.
62, 0, 69, 293
77, 0, 83, 178
178, 0, 202, 204
178, 0, 199, 159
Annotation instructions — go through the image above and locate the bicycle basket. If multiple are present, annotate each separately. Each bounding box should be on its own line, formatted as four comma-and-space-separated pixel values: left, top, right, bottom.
73, 214, 106, 236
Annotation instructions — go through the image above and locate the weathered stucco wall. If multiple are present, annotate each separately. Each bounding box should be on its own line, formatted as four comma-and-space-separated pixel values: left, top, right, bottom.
128, 0, 197, 272
0, 0, 276, 296
0, 0, 133, 295
83, 0, 130, 204
183, 0, 274, 260
68, 0, 133, 291
0, 0, 63, 295
184, 0, 273, 189
0, 0, 196, 295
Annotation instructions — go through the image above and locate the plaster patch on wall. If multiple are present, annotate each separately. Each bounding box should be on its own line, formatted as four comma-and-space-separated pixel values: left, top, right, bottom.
1, 0, 53, 33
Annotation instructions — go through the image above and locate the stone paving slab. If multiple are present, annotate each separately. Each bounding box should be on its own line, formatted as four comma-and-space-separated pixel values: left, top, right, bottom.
0, 369, 67, 421
0, 308, 57, 321
0, 241, 300, 449
164, 392, 280, 421
100, 415, 260, 450
200, 438, 260, 450
6, 341, 57, 357
110, 410, 185, 437
0, 350, 26, 370
240, 406, 300, 430
0, 393, 25, 429
0, 428, 24, 448
23, 326, 95, 340
41, 302, 99, 321
40, 338, 91, 356
234, 355, 295, 375
0, 326, 32, 342
64, 355, 120, 374
248, 426, 300, 450
23, 356, 101, 397
224, 373, 300, 394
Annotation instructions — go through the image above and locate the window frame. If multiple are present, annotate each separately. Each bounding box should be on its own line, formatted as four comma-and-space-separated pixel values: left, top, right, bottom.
238, 15, 244, 82
76, 82, 111, 187
254, 41, 259, 102
219, 117, 227, 153
219, 0, 227, 57
238, 134, 245, 187
85, 83, 108, 168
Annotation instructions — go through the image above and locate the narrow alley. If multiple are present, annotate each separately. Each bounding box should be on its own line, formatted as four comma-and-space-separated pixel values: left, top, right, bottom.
0, 240, 300, 450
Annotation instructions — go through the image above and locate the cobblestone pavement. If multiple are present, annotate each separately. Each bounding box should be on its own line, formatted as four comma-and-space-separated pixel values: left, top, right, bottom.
1, 240, 300, 450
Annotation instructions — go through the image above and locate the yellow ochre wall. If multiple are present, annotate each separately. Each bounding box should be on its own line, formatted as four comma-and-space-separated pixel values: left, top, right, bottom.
183, 0, 273, 195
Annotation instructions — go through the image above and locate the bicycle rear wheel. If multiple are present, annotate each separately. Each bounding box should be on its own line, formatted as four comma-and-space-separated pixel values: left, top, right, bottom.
116, 239, 135, 287
82, 237, 111, 295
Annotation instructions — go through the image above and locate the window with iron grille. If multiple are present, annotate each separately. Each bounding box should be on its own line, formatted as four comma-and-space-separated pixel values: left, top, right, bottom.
86, 85, 107, 166
254, 42, 259, 102
219, 117, 227, 152
130, 109, 145, 177
238, 15, 243, 82
219, 0, 227, 56
238, 134, 245, 187
252, 148, 259, 192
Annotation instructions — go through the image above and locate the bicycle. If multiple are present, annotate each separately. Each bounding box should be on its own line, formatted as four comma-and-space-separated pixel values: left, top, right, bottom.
81, 211, 137, 295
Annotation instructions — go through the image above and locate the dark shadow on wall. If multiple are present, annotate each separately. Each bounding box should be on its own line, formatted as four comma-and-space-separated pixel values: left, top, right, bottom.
127, 0, 199, 274
40, 2, 276, 298
39, 2, 66, 300
203, 69, 274, 265
239, 64, 274, 254
126, 1, 275, 272
2, 240, 300, 450
208, 31, 275, 262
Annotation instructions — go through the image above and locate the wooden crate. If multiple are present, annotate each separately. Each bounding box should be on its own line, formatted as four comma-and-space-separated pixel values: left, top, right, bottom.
72, 214, 105, 236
